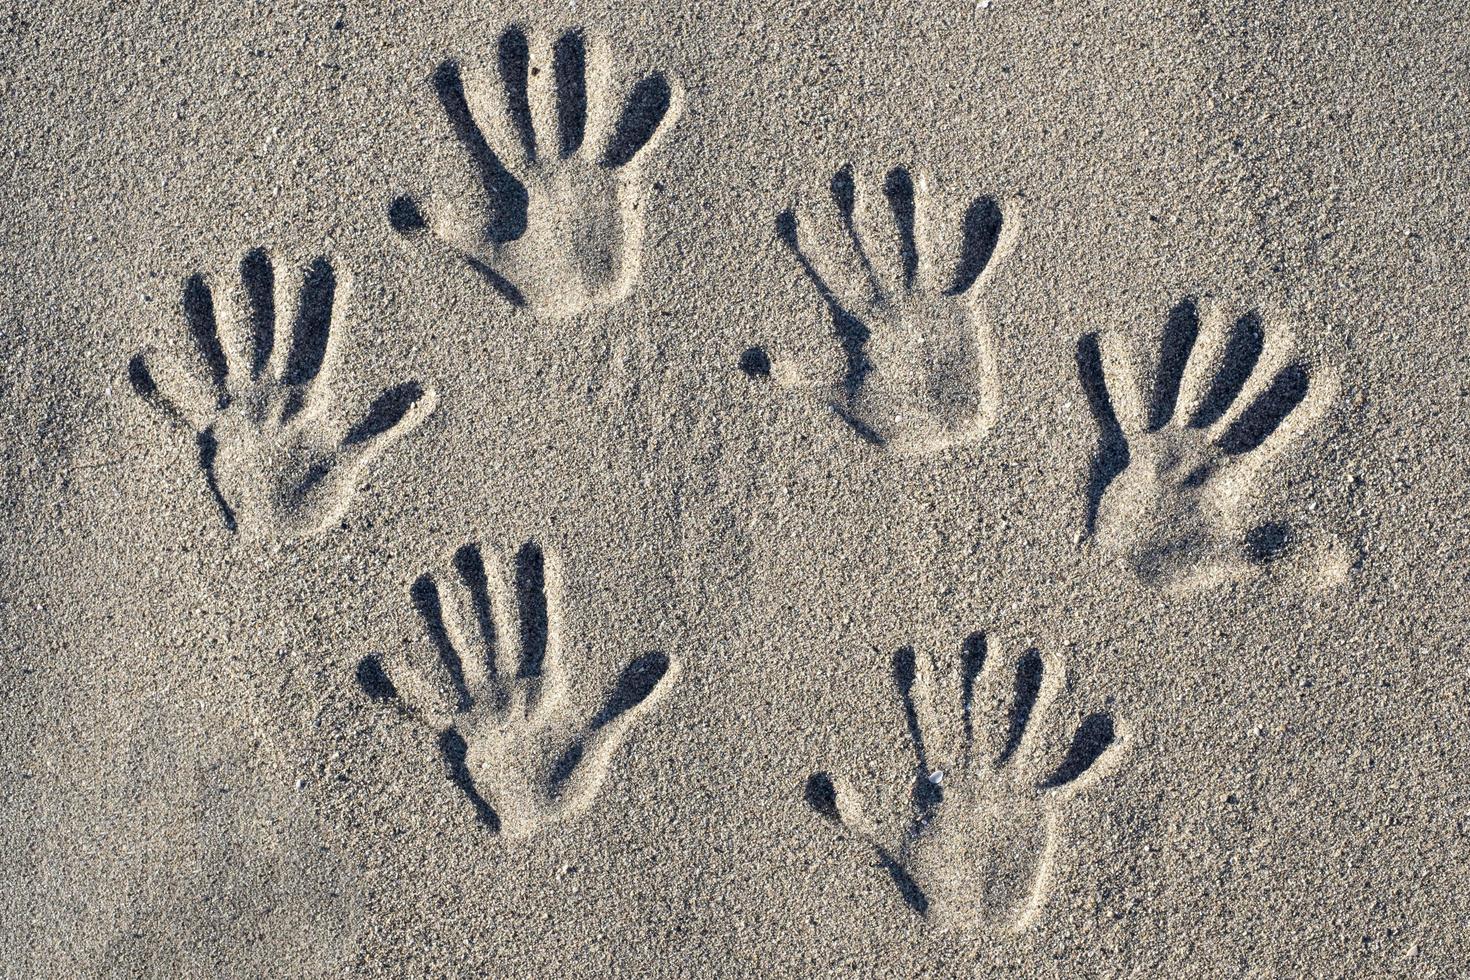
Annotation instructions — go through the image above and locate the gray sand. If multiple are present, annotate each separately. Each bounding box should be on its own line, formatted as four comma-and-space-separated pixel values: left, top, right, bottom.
3, 1, 1469, 976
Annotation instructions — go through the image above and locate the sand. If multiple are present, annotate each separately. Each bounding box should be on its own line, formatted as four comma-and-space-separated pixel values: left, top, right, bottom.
3, 0, 1469, 976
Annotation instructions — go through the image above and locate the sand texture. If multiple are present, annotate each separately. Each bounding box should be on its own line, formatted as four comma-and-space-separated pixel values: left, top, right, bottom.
3, 0, 1469, 976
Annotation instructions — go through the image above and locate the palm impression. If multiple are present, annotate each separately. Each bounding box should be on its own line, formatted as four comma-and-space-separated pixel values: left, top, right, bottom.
390, 26, 679, 317
358, 541, 678, 838
806, 636, 1124, 933
1077, 298, 1336, 590
767, 164, 1013, 454
128, 249, 436, 540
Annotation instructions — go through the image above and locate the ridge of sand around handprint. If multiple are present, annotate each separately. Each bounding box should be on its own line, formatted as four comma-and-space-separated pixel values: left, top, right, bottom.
389, 26, 678, 317
128, 249, 436, 540
806, 635, 1123, 934
758, 164, 1013, 454
358, 541, 677, 838
1077, 298, 1337, 590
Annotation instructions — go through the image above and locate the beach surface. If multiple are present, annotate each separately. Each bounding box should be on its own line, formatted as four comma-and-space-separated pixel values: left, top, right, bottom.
3, 1, 1468, 975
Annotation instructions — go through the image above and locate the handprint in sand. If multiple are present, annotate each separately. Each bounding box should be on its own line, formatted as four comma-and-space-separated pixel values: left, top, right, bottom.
390, 27, 679, 317
805, 636, 1123, 934
770, 165, 1014, 453
1077, 299, 1336, 590
358, 541, 678, 838
128, 249, 436, 540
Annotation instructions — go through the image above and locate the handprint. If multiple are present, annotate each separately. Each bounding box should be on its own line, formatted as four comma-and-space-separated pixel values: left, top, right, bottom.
389, 27, 679, 317
769, 164, 1013, 453
128, 249, 437, 540
358, 541, 678, 838
806, 636, 1123, 933
1077, 298, 1335, 589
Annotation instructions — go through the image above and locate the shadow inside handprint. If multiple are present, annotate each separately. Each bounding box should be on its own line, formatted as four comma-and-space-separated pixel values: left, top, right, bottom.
1078, 298, 1333, 589
359, 541, 677, 838
128, 249, 436, 540
769, 165, 1013, 453
390, 27, 678, 316
806, 637, 1123, 934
